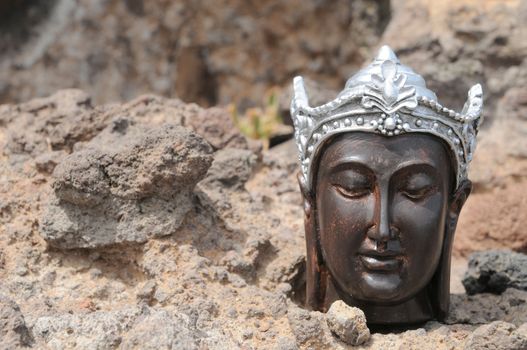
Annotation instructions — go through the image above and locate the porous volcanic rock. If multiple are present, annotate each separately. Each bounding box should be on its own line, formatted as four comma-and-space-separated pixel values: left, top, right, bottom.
287, 305, 330, 348
462, 250, 527, 295
41, 123, 213, 249
446, 288, 527, 327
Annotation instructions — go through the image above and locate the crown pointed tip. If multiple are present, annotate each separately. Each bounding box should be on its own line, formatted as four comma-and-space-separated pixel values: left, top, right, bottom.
376, 45, 399, 63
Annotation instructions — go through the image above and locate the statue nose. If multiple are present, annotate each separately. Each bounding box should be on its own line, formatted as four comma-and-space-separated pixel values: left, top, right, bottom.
367, 188, 392, 241
367, 220, 392, 242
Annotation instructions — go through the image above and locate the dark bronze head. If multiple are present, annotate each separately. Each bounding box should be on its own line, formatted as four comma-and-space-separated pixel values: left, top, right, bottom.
291, 46, 482, 324
301, 132, 471, 324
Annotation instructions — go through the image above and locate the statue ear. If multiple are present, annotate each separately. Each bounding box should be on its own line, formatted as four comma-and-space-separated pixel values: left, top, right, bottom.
449, 180, 472, 219
433, 179, 472, 320
297, 172, 325, 310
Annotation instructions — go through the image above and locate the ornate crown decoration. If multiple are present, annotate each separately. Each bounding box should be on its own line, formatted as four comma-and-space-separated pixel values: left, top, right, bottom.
291, 45, 483, 191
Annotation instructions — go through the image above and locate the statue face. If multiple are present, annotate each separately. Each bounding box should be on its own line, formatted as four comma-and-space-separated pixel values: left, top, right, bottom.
315, 132, 452, 304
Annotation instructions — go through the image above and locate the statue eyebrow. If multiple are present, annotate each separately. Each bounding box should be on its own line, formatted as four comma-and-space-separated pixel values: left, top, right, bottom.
391, 162, 439, 180
326, 159, 375, 177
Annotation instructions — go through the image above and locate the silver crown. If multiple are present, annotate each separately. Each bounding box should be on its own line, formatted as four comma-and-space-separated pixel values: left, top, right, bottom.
291, 45, 483, 191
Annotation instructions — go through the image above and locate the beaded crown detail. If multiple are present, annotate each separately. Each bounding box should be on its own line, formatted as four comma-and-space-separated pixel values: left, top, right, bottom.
291, 45, 483, 191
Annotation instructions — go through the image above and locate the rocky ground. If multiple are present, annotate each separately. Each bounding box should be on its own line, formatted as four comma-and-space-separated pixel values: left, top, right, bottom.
0, 0, 526, 349
0, 90, 525, 349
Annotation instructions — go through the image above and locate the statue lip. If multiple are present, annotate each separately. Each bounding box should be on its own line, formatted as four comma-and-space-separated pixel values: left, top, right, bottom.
359, 255, 402, 272
358, 248, 403, 258
358, 249, 403, 272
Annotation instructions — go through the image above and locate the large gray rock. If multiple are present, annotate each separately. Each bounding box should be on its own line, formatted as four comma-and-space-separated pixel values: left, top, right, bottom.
446, 288, 527, 326
41, 122, 213, 249
0, 294, 33, 349
462, 250, 527, 295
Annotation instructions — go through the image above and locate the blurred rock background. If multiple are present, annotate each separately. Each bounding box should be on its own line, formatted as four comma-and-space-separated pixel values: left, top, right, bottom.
0, 0, 526, 348
0, 0, 389, 108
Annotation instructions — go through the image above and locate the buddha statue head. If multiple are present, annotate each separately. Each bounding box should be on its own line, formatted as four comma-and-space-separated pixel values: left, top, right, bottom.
291, 46, 483, 325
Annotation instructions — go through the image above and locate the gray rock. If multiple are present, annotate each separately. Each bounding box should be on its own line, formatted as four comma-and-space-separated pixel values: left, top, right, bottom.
286, 304, 328, 348
0, 294, 33, 349
462, 250, 527, 295
326, 300, 370, 346
198, 147, 257, 191
464, 321, 527, 350
446, 288, 527, 326
41, 123, 213, 249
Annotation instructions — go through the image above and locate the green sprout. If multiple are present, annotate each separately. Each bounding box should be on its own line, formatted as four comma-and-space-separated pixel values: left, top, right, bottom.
230, 87, 291, 149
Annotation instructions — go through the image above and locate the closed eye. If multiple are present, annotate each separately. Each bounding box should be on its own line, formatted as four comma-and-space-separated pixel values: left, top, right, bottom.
334, 184, 372, 199
401, 186, 435, 201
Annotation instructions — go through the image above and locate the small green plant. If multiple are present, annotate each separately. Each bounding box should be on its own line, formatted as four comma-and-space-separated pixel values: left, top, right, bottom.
230, 87, 291, 149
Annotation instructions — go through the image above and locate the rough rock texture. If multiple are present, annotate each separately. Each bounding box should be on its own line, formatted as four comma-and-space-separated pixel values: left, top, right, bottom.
0, 0, 389, 107
287, 305, 330, 349
0, 294, 33, 349
326, 301, 370, 346
462, 250, 527, 295
42, 123, 213, 249
31, 306, 239, 349
464, 321, 527, 350
0, 90, 305, 349
447, 288, 527, 327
